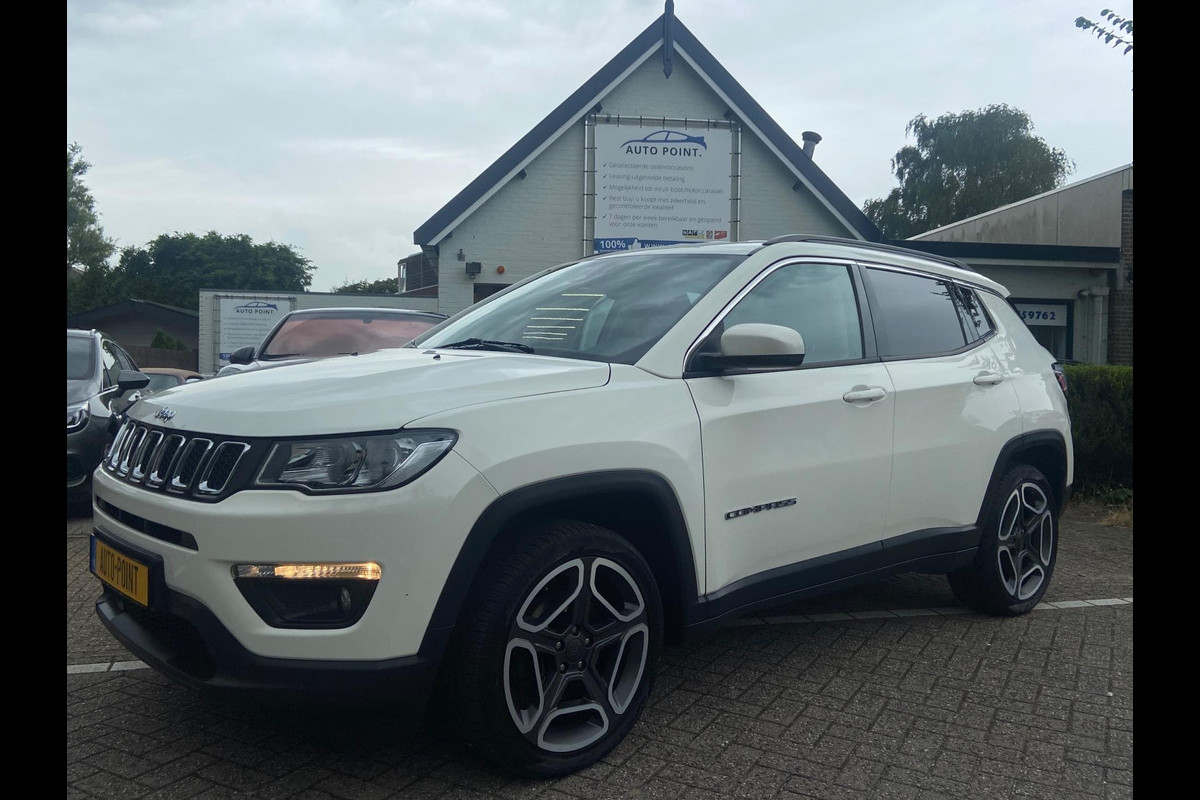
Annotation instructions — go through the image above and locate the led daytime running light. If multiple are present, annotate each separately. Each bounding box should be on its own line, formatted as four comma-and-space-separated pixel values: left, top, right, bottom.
233, 563, 382, 580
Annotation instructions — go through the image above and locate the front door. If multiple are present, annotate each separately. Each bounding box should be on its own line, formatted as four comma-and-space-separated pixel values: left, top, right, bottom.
686, 260, 894, 595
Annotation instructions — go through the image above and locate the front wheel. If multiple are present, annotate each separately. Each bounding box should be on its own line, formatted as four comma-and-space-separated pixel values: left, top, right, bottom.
948, 465, 1058, 615
452, 521, 662, 777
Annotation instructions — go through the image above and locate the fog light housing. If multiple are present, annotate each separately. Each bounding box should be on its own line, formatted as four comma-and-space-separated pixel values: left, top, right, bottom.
233, 562, 381, 628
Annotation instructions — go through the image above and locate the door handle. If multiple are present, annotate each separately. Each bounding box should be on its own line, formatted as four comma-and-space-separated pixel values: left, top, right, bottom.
842, 387, 886, 403
973, 372, 1005, 386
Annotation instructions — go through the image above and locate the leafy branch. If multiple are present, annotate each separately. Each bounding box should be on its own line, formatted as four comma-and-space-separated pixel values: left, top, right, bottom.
1075, 9, 1133, 55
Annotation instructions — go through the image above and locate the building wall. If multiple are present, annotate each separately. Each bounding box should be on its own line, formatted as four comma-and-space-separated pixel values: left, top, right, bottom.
80, 310, 199, 352
913, 166, 1133, 247
967, 263, 1115, 364
430, 50, 854, 316
1108, 189, 1133, 365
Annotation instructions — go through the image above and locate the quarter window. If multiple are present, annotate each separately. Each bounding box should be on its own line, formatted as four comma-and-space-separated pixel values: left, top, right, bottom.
721, 263, 863, 365
952, 285, 995, 341
867, 268, 968, 358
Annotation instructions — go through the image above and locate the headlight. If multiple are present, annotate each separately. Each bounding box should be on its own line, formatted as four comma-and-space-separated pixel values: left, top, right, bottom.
255, 429, 457, 493
67, 402, 90, 432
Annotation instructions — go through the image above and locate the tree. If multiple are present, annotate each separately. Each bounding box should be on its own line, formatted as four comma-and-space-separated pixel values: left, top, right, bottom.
67, 142, 115, 271
862, 104, 1073, 240
332, 277, 400, 294
1075, 9, 1133, 55
71, 231, 314, 314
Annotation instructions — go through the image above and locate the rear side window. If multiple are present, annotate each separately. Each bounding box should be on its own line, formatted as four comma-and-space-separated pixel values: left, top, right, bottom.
866, 268, 967, 358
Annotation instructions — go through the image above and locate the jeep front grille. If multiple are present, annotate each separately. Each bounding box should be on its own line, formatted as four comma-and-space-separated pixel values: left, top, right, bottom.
104, 420, 256, 501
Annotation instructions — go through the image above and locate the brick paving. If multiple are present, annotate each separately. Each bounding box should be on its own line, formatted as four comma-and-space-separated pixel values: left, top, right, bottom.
68, 501, 1132, 798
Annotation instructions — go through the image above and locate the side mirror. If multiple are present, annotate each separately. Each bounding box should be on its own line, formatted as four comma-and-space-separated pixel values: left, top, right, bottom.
117, 369, 151, 392
229, 346, 256, 365
691, 323, 806, 372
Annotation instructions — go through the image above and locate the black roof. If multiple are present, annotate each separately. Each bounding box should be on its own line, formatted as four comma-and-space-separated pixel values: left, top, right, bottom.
414, 10, 880, 247
67, 299, 199, 328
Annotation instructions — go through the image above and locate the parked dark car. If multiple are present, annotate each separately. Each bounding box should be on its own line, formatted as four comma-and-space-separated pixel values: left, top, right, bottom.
67, 329, 149, 509
215, 307, 448, 377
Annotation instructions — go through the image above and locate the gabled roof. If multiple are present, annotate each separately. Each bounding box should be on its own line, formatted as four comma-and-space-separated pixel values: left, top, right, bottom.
67, 298, 199, 328
414, 10, 880, 247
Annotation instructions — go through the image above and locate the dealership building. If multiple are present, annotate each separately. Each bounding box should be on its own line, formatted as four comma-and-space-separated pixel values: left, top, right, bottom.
194, 5, 1130, 372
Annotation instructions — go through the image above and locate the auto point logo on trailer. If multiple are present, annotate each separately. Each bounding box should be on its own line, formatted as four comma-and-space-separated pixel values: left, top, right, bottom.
619, 129, 707, 157
234, 301, 279, 314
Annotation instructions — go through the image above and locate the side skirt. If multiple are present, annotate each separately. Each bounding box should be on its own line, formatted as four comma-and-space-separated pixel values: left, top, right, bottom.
684, 525, 979, 634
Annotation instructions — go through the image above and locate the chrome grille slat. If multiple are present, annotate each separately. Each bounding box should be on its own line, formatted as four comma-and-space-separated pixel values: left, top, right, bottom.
147, 434, 185, 487
117, 427, 146, 476
198, 442, 251, 495
131, 431, 163, 481
170, 439, 213, 492
102, 422, 251, 500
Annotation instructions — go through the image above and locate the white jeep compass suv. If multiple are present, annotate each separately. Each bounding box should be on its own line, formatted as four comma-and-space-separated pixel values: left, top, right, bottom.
90, 236, 1072, 776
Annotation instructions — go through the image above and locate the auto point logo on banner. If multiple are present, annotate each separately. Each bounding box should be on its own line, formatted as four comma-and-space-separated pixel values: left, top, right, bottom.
593, 125, 731, 253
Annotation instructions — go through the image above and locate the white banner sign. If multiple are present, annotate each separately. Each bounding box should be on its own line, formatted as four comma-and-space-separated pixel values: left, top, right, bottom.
218, 296, 295, 364
1014, 303, 1067, 327
593, 124, 731, 252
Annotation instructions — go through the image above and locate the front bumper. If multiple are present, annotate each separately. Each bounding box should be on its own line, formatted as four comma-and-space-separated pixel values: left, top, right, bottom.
95, 578, 446, 723
89, 450, 497, 709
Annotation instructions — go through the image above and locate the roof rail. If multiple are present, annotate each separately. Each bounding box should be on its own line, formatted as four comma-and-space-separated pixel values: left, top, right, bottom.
757, 234, 976, 273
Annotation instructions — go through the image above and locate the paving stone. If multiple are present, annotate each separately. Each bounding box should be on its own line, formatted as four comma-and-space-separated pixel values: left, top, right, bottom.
67, 500, 1132, 798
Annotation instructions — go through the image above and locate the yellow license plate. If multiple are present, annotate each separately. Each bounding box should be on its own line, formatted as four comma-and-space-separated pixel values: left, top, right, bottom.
91, 536, 150, 607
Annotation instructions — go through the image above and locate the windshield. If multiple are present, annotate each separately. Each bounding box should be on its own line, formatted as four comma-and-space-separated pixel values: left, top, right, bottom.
261, 313, 442, 360
413, 251, 746, 363
144, 373, 182, 393
67, 335, 95, 380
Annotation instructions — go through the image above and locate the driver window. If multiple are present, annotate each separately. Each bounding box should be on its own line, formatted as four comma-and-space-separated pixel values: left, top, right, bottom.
722, 263, 864, 365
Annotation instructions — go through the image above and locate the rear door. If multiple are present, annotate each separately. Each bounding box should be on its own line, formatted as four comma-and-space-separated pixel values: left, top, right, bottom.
686, 259, 895, 594
861, 266, 1022, 539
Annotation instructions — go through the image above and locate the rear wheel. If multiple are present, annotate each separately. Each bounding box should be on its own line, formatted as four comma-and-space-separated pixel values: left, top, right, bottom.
948, 465, 1058, 615
452, 521, 662, 777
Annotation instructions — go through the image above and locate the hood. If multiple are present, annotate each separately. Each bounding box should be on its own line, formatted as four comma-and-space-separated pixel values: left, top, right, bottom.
129, 348, 611, 437
67, 378, 101, 406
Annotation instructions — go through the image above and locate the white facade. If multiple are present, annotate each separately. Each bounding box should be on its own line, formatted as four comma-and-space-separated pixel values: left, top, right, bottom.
419, 52, 851, 317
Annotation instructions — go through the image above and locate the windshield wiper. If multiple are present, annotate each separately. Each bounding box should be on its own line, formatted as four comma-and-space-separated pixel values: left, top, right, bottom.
435, 338, 535, 354
262, 353, 303, 360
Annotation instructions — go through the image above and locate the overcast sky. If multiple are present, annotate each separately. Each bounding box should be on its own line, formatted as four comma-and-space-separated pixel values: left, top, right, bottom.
67, 0, 1134, 293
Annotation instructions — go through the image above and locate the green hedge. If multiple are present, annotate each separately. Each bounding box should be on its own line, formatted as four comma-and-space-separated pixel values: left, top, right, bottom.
1063, 365, 1133, 489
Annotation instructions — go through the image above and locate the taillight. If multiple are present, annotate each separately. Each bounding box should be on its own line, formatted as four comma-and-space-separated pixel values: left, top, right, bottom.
1052, 362, 1068, 396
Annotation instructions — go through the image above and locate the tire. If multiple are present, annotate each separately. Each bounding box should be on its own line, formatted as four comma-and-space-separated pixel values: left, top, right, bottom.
451, 520, 662, 777
948, 465, 1058, 616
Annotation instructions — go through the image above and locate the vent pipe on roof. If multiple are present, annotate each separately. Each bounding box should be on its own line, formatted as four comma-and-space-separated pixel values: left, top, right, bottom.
801, 131, 822, 159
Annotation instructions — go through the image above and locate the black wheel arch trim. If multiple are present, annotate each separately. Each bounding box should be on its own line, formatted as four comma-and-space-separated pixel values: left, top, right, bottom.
982, 430, 1071, 520
419, 470, 701, 653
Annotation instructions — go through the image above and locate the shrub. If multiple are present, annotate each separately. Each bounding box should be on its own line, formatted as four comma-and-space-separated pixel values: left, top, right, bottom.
150, 329, 189, 350
1063, 365, 1133, 489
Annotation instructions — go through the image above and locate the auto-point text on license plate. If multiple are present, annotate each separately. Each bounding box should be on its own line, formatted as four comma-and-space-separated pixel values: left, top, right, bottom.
91, 536, 150, 606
